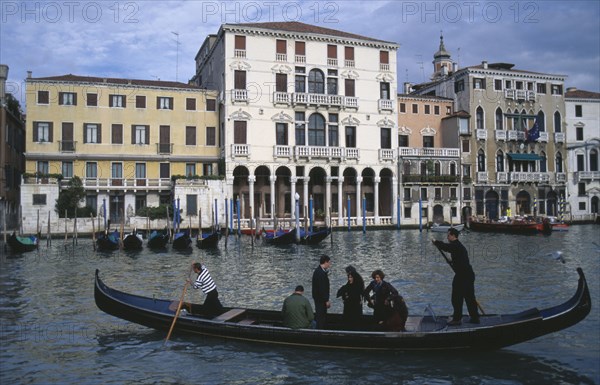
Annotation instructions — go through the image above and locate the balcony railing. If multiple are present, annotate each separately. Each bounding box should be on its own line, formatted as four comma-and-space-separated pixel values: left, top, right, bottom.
59, 140, 76, 152
156, 143, 173, 154
510, 172, 550, 183
294, 146, 359, 161
398, 147, 460, 158
504, 89, 536, 101
274, 145, 292, 158
275, 53, 287, 62
380, 63, 390, 71
78, 178, 172, 190
327, 58, 338, 66
402, 174, 460, 184
273, 92, 358, 109
477, 172, 488, 183
495, 130, 507, 141
537, 132, 549, 142
295, 55, 306, 63
576, 171, 600, 181
379, 148, 396, 162
555, 133, 566, 143
378, 99, 394, 112
507, 130, 526, 141
476, 129, 487, 140
344, 60, 355, 68
234, 49, 246, 58
497, 172, 508, 183
231, 144, 250, 158
231, 89, 248, 102
556, 172, 567, 183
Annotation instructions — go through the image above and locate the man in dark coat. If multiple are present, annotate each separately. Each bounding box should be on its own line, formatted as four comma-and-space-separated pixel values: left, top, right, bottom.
312, 254, 331, 329
432, 228, 480, 326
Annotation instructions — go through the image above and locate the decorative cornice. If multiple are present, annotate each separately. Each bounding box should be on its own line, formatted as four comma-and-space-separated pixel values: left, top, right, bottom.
340, 70, 360, 79
230, 108, 252, 120
341, 115, 361, 126
399, 126, 412, 135
271, 111, 294, 123
376, 117, 395, 127
376, 73, 395, 82
229, 61, 252, 71
271, 64, 293, 74
420, 126, 436, 136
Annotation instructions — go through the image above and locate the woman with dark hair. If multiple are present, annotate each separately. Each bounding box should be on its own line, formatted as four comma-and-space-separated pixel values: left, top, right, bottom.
336, 265, 365, 329
363, 269, 408, 331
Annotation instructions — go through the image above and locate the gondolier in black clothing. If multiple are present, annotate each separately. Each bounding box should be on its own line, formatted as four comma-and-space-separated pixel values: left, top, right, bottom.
190, 262, 223, 317
312, 255, 331, 329
432, 228, 480, 325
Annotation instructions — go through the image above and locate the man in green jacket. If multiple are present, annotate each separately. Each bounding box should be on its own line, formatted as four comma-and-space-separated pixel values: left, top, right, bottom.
282, 285, 314, 329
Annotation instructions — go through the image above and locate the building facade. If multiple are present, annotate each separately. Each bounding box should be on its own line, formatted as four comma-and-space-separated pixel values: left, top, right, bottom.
412, 37, 568, 220
193, 22, 399, 226
24, 74, 220, 225
565, 88, 600, 219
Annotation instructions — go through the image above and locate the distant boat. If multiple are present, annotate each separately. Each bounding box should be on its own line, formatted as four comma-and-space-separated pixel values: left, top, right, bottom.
298, 227, 331, 245
147, 229, 169, 249
172, 230, 192, 250
122, 230, 143, 250
196, 231, 220, 249
547, 217, 570, 232
263, 228, 297, 245
469, 218, 551, 235
430, 223, 465, 233
7, 232, 39, 252
96, 230, 120, 251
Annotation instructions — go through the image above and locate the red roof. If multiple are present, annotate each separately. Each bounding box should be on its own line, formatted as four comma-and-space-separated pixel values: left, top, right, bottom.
29, 74, 201, 90
565, 89, 600, 99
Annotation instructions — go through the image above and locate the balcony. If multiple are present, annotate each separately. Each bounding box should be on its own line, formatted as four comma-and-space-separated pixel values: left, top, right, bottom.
510, 172, 550, 183
274, 145, 292, 158
294, 146, 360, 161
576, 171, 600, 181
537, 132, 549, 142
555, 133, 566, 143
273, 92, 358, 109
476, 129, 487, 140
477, 172, 488, 183
398, 147, 460, 158
504, 89, 536, 101
59, 140, 76, 152
231, 89, 248, 103
231, 144, 250, 158
402, 174, 460, 184
295, 55, 306, 63
378, 99, 394, 112
380, 63, 390, 71
507, 130, 526, 141
78, 178, 172, 190
497, 172, 509, 183
156, 142, 173, 154
556, 173, 566, 183
344, 60, 355, 68
495, 130, 507, 141
379, 148, 396, 162
275, 53, 287, 62
327, 58, 338, 66
234, 49, 246, 58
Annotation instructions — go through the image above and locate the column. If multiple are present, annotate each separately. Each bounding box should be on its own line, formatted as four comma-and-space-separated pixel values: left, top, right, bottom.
325, 176, 332, 225
337, 177, 344, 224
290, 177, 297, 222
392, 176, 398, 224
374, 176, 380, 225
356, 176, 362, 226
269, 175, 276, 219
248, 175, 256, 220
303, 177, 310, 213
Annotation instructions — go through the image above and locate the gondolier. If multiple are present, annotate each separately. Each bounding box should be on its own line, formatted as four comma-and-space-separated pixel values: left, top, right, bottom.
190, 262, 223, 316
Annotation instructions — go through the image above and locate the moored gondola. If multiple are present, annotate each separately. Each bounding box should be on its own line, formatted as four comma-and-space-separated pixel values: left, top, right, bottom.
298, 227, 331, 245
96, 230, 120, 251
147, 229, 169, 249
196, 231, 219, 249
7, 232, 39, 252
262, 228, 297, 245
172, 230, 192, 250
94, 268, 591, 351
122, 230, 143, 250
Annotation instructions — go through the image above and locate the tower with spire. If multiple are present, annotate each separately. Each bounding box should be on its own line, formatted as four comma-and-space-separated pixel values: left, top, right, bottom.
431, 32, 454, 80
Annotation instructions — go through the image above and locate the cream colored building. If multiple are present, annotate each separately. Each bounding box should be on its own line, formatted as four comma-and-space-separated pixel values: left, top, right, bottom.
412, 36, 568, 220
193, 21, 399, 226
23, 74, 219, 226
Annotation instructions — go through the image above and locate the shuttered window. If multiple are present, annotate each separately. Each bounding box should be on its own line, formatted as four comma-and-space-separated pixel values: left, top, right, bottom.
234, 35, 246, 50
327, 44, 337, 58
276, 39, 287, 54
186, 98, 196, 111
380, 50, 389, 64
186, 126, 196, 145
344, 47, 354, 61
112, 124, 123, 144
37, 91, 49, 104
295, 41, 305, 55
234, 121, 247, 144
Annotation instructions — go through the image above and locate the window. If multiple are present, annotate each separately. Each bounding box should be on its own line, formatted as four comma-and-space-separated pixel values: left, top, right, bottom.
203, 163, 213, 176
132, 125, 149, 144
450, 188, 457, 200
112, 163, 123, 183
36, 161, 49, 175
381, 127, 391, 149
276, 39, 287, 59
206, 126, 216, 146
403, 188, 411, 201
234, 70, 246, 89
420, 188, 428, 200
435, 188, 442, 201
434, 105, 440, 115
160, 163, 170, 179
344, 79, 355, 97
327, 44, 337, 63
295, 41, 305, 58
276, 73, 288, 92
478, 150, 486, 171
186, 163, 196, 177
556, 152, 563, 173
400, 103, 406, 113
109, 94, 126, 108
380, 82, 390, 100
577, 154, 585, 171
535, 83, 546, 94
463, 187, 472, 200
135, 195, 146, 213
446, 106, 452, 115
295, 112, 305, 145
505, 80, 512, 89
540, 152, 547, 172
578, 183, 586, 196
62, 161, 73, 178
206, 99, 216, 111
234, 35, 246, 51
399, 135, 409, 147
295, 67, 306, 92
575, 105, 583, 117
136, 95, 146, 108
476, 107, 484, 129
187, 195, 198, 216
496, 152, 504, 172
424, 105, 430, 114
33, 194, 46, 205
186, 126, 196, 145
327, 70, 338, 95
551, 84, 563, 95
344, 46, 354, 65
328, 114, 338, 147
379, 50, 389, 65
135, 163, 146, 179
38, 90, 49, 104
495, 108, 503, 130
494, 79, 502, 91
34, 122, 52, 142
276, 123, 288, 145
554, 111, 562, 133
412, 104, 418, 114
84, 123, 101, 143
86, 162, 97, 178
111, 124, 123, 144
86, 195, 97, 212
450, 163, 457, 175
423, 136, 434, 148
59, 92, 76, 105
591, 150, 599, 171
345, 126, 356, 148
86, 93, 97, 106
157, 97, 173, 110
308, 69, 325, 94
462, 139, 470, 152
186, 98, 196, 111
473, 78, 485, 89
308, 113, 326, 146
404, 206, 412, 218
454, 79, 464, 92
233, 121, 247, 144
516, 81, 523, 90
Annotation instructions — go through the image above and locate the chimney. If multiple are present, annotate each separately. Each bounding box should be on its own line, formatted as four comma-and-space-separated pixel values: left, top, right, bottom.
0, 64, 8, 105
403, 82, 412, 94
453, 63, 458, 72
482, 61, 488, 69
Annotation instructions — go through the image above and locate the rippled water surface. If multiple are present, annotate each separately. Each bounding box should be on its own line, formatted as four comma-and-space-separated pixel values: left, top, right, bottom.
1, 225, 599, 384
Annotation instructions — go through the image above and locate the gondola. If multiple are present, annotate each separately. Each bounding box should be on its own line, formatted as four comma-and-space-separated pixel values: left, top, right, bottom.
298, 227, 331, 245
262, 228, 297, 245
122, 230, 143, 250
94, 268, 591, 351
96, 230, 120, 251
7, 232, 39, 252
147, 229, 169, 249
172, 230, 192, 250
196, 231, 220, 249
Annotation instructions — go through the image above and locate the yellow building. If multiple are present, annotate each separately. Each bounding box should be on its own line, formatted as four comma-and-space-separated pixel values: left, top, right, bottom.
24, 74, 219, 223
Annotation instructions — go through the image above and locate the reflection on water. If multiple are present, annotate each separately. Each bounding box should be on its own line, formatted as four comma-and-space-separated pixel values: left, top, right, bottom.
1, 225, 599, 384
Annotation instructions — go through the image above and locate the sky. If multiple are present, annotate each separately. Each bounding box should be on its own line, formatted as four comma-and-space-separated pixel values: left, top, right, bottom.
1, 0, 599, 110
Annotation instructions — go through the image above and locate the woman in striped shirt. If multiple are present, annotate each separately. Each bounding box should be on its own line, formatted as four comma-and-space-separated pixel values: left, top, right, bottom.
191, 262, 223, 316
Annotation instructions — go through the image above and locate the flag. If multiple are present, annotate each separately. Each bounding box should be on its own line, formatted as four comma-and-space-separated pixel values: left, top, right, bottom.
526, 115, 541, 142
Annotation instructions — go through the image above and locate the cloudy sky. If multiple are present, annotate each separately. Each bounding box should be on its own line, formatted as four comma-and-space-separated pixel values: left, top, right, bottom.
1, 0, 599, 108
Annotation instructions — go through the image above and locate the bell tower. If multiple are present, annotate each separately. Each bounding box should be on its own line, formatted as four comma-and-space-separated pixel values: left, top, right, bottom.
432, 32, 454, 80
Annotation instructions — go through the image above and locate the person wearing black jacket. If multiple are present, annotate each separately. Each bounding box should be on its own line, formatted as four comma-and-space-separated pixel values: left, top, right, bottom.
363, 269, 407, 331
432, 228, 480, 326
312, 255, 331, 329
336, 265, 365, 329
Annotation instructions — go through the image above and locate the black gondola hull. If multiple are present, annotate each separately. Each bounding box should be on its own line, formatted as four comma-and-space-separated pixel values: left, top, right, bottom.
7, 233, 39, 252
197, 232, 220, 249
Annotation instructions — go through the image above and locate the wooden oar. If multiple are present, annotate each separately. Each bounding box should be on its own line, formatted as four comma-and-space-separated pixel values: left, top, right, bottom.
433, 242, 486, 315
164, 280, 190, 346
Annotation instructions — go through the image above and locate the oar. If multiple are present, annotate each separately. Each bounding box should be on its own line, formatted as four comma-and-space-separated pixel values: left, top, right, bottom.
164, 268, 193, 346
433, 242, 486, 315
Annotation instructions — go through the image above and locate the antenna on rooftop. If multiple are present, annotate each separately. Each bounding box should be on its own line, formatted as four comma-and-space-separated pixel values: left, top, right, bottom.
457, 47, 461, 68
171, 31, 180, 82
416, 54, 425, 81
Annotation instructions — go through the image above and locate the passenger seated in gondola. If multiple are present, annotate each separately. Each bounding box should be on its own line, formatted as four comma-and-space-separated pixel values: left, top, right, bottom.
336, 265, 365, 330
282, 285, 314, 329
363, 269, 408, 332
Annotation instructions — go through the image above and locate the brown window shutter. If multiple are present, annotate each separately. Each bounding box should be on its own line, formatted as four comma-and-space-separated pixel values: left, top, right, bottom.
345, 47, 354, 61
186, 126, 196, 145
206, 99, 216, 111
73, 93, 77, 105
186, 98, 196, 110
234, 71, 246, 89
145, 125, 149, 144
156, 96, 160, 109
122, 96, 126, 108
97, 124, 102, 143
234, 121, 247, 144
136, 95, 146, 108
276, 74, 287, 92
276, 40, 286, 54
380, 50, 389, 64
87, 93, 97, 106
33, 122, 39, 142
83, 123, 88, 144
59, 93, 64, 105
112, 124, 123, 144
295, 41, 305, 55
327, 45, 337, 58
109, 95, 114, 107
345, 79, 355, 97
235, 35, 246, 50
38, 91, 49, 104
131, 125, 136, 144
48, 122, 53, 142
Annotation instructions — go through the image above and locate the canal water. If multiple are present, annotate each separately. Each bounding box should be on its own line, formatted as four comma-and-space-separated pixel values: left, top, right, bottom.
1, 225, 598, 384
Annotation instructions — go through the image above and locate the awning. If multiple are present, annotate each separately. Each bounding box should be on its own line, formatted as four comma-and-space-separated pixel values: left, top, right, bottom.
507, 153, 544, 161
